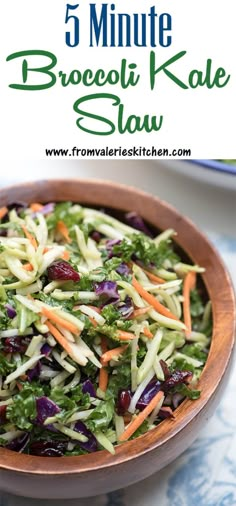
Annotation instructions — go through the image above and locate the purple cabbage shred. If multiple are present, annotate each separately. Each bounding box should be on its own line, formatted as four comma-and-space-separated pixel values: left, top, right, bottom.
74, 421, 98, 453
94, 280, 120, 305
125, 211, 153, 237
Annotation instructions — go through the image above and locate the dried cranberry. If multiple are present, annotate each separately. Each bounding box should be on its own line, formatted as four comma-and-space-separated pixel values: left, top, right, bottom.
47, 260, 80, 281
0, 405, 7, 425
158, 407, 175, 419
6, 433, 30, 453
91, 231, 102, 243
3, 337, 28, 354
29, 440, 67, 457
117, 389, 132, 415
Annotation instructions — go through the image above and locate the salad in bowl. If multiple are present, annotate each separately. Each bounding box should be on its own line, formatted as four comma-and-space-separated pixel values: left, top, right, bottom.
0, 201, 212, 457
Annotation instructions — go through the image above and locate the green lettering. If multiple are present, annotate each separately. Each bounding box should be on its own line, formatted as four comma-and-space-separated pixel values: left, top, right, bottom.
118, 104, 163, 133
6, 50, 57, 90
73, 93, 119, 135
189, 60, 230, 89
213, 66, 230, 87
150, 50, 188, 90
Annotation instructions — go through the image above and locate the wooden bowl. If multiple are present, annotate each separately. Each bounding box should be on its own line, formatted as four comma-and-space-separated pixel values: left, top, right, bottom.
0, 179, 235, 499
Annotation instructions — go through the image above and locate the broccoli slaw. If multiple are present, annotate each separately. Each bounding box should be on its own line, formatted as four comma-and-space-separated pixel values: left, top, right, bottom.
0, 202, 212, 457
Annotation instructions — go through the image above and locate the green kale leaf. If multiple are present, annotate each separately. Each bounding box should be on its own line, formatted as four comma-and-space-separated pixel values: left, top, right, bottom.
0, 352, 16, 375
108, 362, 131, 397
190, 289, 204, 317
6, 383, 45, 430
86, 395, 114, 432
113, 234, 179, 269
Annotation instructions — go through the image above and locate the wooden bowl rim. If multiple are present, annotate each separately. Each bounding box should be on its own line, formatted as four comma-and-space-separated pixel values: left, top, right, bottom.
0, 178, 235, 475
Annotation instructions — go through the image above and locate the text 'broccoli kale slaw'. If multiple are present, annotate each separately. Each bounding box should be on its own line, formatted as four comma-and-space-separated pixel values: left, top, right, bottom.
0, 202, 212, 457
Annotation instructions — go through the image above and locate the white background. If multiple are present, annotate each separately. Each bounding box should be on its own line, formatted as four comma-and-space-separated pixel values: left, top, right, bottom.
0, 0, 235, 159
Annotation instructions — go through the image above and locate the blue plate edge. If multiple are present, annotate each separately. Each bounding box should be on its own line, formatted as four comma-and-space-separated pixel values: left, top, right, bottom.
189, 160, 236, 176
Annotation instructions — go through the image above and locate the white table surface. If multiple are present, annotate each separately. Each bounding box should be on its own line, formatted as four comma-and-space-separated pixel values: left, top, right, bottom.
0, 161, 236, 506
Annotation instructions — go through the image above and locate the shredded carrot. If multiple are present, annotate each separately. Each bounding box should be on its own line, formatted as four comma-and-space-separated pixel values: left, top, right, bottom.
46, 320, 74, 356
129, 307, 152, 319
101, 345, 128, 365
16, 381, 23, 391
0, 206, 8, 220
183, 271, 196, 337
30, 203, 44, 212
99, 337, 109, 392
43, 247, 50, 254
41, 307, 78, 334
139, 266, 165, 284
116, 330, 136, 341
132, 276, 180, 322
119, 390, 164, 441
142, 327, 154, 339
57, 220, 72, 244
89, 316, 98, 327
60, 250, 70, 261
99, 367, 109, 392
23, 262, 34, 271
21, 225, 37, 249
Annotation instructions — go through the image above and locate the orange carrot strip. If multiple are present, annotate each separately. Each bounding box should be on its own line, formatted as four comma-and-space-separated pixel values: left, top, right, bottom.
129, 307, 152, 319
183, 271, 197, 337
30, 203, 44, 212
23, 263, 34, 271
46, 320, 74, 356
142, 327, 154, 339
99, 337, 109, 392
57, 220, 72, 244
43, 247, 50, 253
132, 276, 180, 322
89, 316, 98, 328
16, 381, 23, 391
139, 266, 165, 284
60, 250, 70, 261
41, 307, 78, 334
99, 367, 109, 392
116, 330, 136, 341
101, 345, 128, 365
21, 225, 37, 249
0, 206, 8, 220
119, 390, 164, 441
